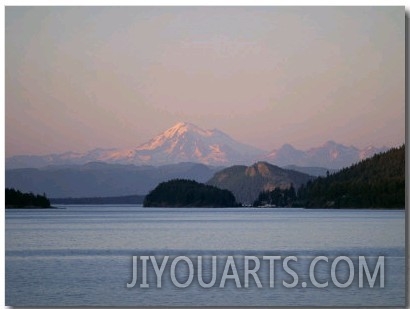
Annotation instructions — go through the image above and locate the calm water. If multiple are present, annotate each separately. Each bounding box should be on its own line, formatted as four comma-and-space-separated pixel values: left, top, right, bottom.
5, 205, 405, 306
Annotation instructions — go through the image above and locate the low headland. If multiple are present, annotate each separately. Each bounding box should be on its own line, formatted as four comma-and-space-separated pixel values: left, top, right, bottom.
6, 188, 55, 209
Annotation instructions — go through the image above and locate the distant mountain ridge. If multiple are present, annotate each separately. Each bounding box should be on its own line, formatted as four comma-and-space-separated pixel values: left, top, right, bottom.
6, 122, 263, 168
264, 141, 388, 169
206, 161, 314, 204
6, 122, 388, 170
283, 165, 338, 177
6, 162, 222, 198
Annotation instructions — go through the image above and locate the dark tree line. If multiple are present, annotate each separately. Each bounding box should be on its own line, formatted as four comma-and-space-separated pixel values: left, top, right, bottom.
294, 145, 405, 209
6, 188, 51, 208
253, 184, 296, 207
144, 179, 240, 207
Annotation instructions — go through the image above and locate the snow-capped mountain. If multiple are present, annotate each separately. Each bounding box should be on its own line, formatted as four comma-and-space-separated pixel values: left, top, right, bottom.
6, 122, 389, 169
5, 148, 135, 169
130, 122, 264, 165
359, 145, 389, 160
264, 141, 388, 169
264, 144, 307, 167
5, 122, 264, 168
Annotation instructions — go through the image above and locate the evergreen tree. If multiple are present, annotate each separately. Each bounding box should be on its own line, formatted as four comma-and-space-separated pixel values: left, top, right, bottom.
143, 179, 240, 208
6, 188, 51, 208
293, 145, 404, 209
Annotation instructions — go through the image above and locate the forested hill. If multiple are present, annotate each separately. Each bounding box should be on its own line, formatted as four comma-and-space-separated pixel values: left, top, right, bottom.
296, 145, 405, 209
143, 179, 239, 207
207, 162, 314, 204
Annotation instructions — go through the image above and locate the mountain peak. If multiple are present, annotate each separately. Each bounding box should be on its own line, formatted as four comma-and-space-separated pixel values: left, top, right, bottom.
172, 121, 197, 129
281, 143, 297, 150
321, 140, 358, 150
323, 140, 338, 146
247, 161, 276, 178
162, 122, 210, 138
132, 122, 263, 165
207, 161, 314, 203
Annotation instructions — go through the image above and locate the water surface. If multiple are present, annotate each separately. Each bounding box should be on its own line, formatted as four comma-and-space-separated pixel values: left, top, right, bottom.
5, 205, 405, 306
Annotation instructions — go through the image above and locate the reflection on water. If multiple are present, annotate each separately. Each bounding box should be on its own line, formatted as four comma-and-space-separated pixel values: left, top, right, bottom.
5, 205, 405, 306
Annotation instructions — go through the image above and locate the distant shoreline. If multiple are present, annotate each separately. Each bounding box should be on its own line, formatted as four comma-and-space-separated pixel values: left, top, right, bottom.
6, 204, 400, 210
143, 204, 243, 208
50, 195, 145, 205
5, 205, 58, 209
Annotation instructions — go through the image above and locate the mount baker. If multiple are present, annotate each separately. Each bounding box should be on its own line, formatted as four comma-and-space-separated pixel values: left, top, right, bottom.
6, 122, 387, 170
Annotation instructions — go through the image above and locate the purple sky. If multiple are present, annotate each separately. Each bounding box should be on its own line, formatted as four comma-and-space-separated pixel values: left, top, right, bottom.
5, 6, 404, 157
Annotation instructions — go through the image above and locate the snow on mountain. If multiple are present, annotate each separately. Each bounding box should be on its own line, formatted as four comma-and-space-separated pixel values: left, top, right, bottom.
264, 141, 387, 170
359, 145, 389, 160
265, 144, 307, 167
305, 141, 360, 169
6, 122, 264, 168
5, 122, 389, 169
5, 148, 133, 169
130, 122, 264, 165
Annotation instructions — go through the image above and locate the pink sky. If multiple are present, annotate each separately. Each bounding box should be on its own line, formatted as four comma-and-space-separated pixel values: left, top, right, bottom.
5, 6, 405, 157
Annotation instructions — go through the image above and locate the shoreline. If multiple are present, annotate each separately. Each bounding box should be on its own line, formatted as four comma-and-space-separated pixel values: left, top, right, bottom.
5, 205, 59, 209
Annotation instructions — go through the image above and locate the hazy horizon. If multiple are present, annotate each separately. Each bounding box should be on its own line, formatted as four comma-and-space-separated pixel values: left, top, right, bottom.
6, 6, 404, 157
4, 120, 402, 158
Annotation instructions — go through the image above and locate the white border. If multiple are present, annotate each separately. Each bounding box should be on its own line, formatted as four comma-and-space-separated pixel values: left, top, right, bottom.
1, 2, 408, 308
2, 0, 409, 6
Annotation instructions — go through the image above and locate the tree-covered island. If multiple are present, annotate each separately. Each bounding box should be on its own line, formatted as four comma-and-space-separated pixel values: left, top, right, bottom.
6, 188, 53, 209
143, 179, 240, 207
